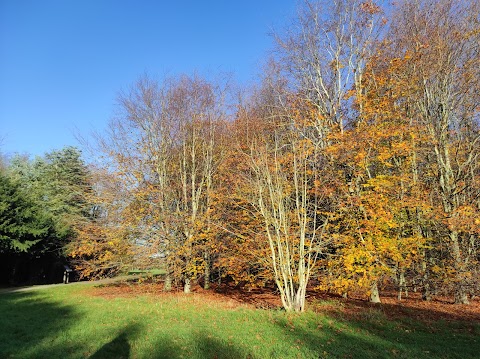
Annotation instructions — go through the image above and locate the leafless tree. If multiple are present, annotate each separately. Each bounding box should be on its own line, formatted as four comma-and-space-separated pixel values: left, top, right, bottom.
273, 0, 386, 146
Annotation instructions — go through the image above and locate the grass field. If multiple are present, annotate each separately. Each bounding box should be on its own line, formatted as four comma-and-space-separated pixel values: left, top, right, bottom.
0, 282, 479, 359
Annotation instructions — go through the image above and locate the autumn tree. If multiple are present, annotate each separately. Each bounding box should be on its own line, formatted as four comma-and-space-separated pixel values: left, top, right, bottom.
320, 0, 480, 304
166, 75, 226, 292
95, 74, 226, 292
66, 0, 479, 306
274, 0, 386, 143
68, 165, 134, 279
263, 0, 388, 303
324, 49, 432, 302
389, 0, 480, 304
230, 89, 333, 312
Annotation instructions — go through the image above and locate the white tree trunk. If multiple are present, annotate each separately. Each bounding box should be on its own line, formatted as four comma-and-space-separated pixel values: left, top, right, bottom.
184, 277, 191, 294
370, 281, 381, 303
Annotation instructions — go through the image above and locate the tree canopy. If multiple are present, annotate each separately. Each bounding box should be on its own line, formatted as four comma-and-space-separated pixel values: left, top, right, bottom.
2, 0, 478, 310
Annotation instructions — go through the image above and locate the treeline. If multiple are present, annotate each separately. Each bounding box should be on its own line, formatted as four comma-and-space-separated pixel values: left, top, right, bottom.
68, 0, 479, 311
0, 147, 91, 284
2, 0, 478, 311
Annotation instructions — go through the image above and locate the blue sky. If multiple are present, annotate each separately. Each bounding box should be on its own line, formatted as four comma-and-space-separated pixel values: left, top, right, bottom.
0, 0, 296, 158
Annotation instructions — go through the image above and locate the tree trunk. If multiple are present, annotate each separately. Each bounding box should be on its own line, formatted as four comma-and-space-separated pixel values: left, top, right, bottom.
294, 285, 307, 312
451, 231, 469, 304
422, 282, 431, 301
164, 273, 172, 292
217, 267, 222, 285
398, 270, 407, 300
370, 281, 381, 303
454, 287, 469, 305
280, 286, 307, 312
421, 249, 431, 301
184, 277, 191, 294
203, 250, 210, 290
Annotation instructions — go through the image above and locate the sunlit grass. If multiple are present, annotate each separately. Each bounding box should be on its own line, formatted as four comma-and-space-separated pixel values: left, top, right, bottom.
127, 269, 166, 276
0, 284, 478, 358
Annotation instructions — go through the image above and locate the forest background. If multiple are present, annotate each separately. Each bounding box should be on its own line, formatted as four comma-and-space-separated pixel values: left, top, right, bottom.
1, 0, 479, 312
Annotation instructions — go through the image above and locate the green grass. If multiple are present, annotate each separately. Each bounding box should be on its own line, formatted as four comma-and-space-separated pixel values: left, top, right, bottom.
127, 269, 166, 276
0, 284, 478, 359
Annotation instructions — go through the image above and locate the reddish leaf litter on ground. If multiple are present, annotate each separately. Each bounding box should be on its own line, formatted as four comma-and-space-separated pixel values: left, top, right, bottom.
86, 281, 480, 323
86, 281, 279, 310
322, 291, 480, 323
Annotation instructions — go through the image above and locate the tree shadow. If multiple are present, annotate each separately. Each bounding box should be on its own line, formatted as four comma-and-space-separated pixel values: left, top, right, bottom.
193, 332, 255, 359
0, 290, 79, 358
90, 323, 141, 359
273, 306, 480, 358
0, 289, 253, 359
308, 290, 480, 322
150, 331, 254, 359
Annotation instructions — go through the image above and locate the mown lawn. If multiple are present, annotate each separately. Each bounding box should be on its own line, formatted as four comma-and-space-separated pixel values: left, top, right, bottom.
0, 283, 478, 359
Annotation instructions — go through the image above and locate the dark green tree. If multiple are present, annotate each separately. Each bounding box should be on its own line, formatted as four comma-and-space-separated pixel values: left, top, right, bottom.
0, 173, 53, 252
9, 146, 92, 242
2, 147, 93, 284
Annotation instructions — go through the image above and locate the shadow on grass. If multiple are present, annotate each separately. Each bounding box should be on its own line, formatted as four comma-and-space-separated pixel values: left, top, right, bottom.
150, 332, 253, 359
0, 289, 252, 359
274, 307, 480, 359
193, 333, 254, 359
315, 293, 480, 321
90, 323, 142, 359
0, 290, 80, 359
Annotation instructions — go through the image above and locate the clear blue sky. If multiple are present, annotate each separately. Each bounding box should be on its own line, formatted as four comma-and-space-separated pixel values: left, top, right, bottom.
0, 0, 297, 158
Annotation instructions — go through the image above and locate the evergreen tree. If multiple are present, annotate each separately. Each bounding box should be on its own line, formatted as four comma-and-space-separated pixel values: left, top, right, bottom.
9, 146, 92, 243
0, 173, 53, 253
